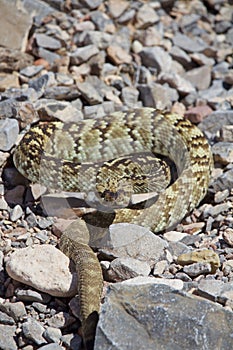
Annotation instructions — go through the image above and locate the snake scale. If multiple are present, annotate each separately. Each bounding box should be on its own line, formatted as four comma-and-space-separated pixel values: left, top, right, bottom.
13, 108, 213, 349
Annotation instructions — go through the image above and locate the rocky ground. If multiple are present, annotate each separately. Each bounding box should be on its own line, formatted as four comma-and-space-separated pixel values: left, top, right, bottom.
0, 0, 233, 349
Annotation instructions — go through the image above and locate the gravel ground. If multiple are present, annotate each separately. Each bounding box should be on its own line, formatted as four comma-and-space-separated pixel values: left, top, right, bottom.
0, 0, 233, 349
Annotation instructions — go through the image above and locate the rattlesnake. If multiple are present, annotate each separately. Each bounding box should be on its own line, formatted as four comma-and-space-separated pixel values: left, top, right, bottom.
13, 108, 213, 349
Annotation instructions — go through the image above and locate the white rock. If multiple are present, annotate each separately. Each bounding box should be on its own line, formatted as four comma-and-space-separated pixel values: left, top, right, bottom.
5, 245, 78, 297
163, 231, 188, 242
122, 276, 184, 290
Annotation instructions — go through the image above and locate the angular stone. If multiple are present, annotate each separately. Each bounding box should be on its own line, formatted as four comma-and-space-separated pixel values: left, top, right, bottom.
198, 279, 233, 305
107, 45, 132, 65
29, 72, 56, 92
212, 142, 233, 164
220, 125, 233, 142
95, 283, 233, 350
20, 65, 44, 78
177, 249, 220, 273
173, 33, 208, 53
0, 73, 19, 91
139, 47, 172, 73
121, 86, 139, 108
108, 0, 129, 18
35, 33, 61, 50
37, 47, 61, 65
0, 301, 26, 322
70, 45, 99, 65
0, 47, 34, 72
183, 262, 212, 277
82, 31, 112, 50
35, 99, 82, 123
107, 257, 151, 282
76, 81, 103, 105
184, 105, 213, 123
10, 205, 23, 222
0, 325, 17, 350
90, 11, 115, 32
79, 0, 103, 9
0, 0, 32, 50
5, 245, 78, 297
138, 83, 176, 109
223, 228, 233, 247
46, 311, 76, 329
0, 119, 19, 152
184, 65, 212, 90
159, 72, 196, 95
98, 223, 168, 267
170, 46, 192, 67
22, 317, 46, 346
199, 110, 233, 135
135, 4, 159, 29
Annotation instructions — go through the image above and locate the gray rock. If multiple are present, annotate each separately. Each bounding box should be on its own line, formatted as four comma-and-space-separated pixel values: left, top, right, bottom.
43, 327, 62, 344
198, 279, 233, 305
107, 257, 151, 282
20, 65, 44, 78
79, 0, 103, 10
199, 110, 233, 135
90, 11, 114, 32
121, 86, 139, 108
226, 27, 233, 46
35, 34, 61, 50
98, 223, 168, 267
10, 204, 23, 222
138, 83, 175, 109
70, 45, 99, 66
95, 283, 233, 350
214, 189, 229, 203
82, 31, 112, 50
0, 301, 26, 321
45, 82, 82, 100
61, 333, 82, 350
0, 311, 15, 325
0, 119, 19, 151
118, 8, 136, 24
213, 168, 233, 192
29, 73, 56, 92
159, 72, 196, 95
108, 0, 130, 19
212, 142, 233, 164
190, 52, 215, 66
0, 325, 17, 350
220, 125, 233, 142
170, 46, 192, 67
135, 4, 159, 29
47, 312, 76, 329
0, 0, 32, 51
139, 47, 172, 73
35, 99, 83, 123
183, 262, 212, 277
77, 81, 103, 105
173, 33, 208, 53
37, 47, 61, 65
200, 79, 226, 101
22, 317, 46, 346
184, 65, 212, 90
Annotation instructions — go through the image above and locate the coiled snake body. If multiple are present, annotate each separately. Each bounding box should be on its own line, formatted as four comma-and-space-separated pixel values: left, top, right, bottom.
13, 108, 213, 349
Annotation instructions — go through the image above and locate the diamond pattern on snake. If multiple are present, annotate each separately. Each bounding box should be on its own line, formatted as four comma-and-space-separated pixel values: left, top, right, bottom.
13, 108, 213, 350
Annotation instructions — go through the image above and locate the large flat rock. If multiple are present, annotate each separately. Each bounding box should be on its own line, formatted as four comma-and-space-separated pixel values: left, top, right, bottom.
95, 282, 233, 350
